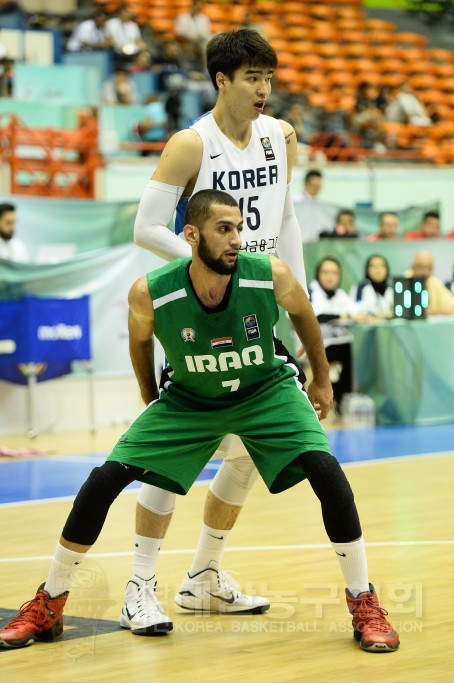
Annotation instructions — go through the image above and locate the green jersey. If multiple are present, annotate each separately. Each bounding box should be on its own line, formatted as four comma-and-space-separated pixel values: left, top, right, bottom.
147, 252, 295, 405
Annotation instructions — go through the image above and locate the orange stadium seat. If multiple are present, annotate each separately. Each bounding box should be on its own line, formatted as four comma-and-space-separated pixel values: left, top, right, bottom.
203, 5, 228, 22
379, 57, 408, 74
409, 74, 438, 90
323, 57, 352, 73
337, 18, 364, 31
271, 38, 292, 53
439, 77, 454, 92
314, 42, 341, 59
369, 45, 398, 60
336, 6, 365, 21
341, 29, 366, 44
396, 47, 427, 63
419, 89, 444, 106
367, 30, 396, 46
286, 26, 311, 42
365, 18, 396, 32
342, 43, 370, 59
296, 53, 324, 71
327, 70, 355, 88
396, 32, 428, 49
290, 41, 314, 57
425, 48, 454, 63
406, 59, 437, 75
284, 13, 313, 28
307, 4, 335, 21
432, 63, 454, 77
312, 25, 339, 43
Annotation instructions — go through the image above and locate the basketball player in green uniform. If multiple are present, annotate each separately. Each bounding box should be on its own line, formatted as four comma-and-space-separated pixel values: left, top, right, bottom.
0, 190, 399, 652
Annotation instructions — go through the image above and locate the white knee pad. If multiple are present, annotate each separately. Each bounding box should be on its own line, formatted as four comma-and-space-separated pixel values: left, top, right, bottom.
209, 456, 260, 506
137, 483, 176, 515
212, 433, 250, 460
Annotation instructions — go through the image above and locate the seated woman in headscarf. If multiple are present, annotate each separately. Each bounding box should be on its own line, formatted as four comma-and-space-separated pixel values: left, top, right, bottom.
350, 254, 393, 319
309, 257, 363, 413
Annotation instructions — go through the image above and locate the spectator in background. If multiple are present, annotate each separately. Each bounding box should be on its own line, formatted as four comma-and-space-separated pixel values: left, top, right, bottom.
0, 203, 29, 262
101, 68, 139, 104
385, 82, 431, 126
404, 211, 441, 240
406, 250, 454, 315
175, 1, 212, 50
367, 211, 400, 241
350, 81, 385, 149
301, 169, 323, 200
350, 255, 393, 318
136, 94, 168, 152
374, 85, 392, 115
320, 209, 359, 239
66, 10, 113, 52
283, 102, 307, 144
309, 257, 365, 411
105, 5, 145, 62
129, 49, 153, 73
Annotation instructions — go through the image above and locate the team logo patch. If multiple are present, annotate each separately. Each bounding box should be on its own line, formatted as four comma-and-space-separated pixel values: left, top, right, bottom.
260, 136, 275, 161
211, 337, 233, 349
243, 314, 260, 341
181, 328, 196, 342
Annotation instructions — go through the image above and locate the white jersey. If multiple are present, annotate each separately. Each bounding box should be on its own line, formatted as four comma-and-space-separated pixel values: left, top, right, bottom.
175, 112, 288, 255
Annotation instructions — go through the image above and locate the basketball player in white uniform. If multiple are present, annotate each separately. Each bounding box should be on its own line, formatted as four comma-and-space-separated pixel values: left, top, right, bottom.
121, 29, 330, 635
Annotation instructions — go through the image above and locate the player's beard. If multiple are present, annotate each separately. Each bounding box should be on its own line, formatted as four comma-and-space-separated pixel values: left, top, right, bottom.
198, 233, 238, 275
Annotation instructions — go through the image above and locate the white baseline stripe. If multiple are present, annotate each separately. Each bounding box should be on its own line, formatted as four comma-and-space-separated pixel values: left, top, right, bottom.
1, 540, 452, 564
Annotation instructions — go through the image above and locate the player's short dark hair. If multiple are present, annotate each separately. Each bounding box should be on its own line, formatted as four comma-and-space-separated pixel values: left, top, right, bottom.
206, 29, 278, 90
185, 189, 239, 228
0, 203, 15, 219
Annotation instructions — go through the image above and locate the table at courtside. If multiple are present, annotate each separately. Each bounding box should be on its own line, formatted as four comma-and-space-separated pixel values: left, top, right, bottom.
0, 294, 93, 435
350, 317, 454, 426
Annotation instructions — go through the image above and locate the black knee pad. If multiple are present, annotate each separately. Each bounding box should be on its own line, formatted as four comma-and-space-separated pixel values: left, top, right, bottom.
62, 461, 142, 546
296, 451, 361, 542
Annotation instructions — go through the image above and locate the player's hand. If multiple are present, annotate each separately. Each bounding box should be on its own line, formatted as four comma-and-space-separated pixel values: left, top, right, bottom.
307, 378, 333, 421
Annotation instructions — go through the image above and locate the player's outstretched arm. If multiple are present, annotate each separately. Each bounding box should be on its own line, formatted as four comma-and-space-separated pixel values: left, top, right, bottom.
134, 129, 203, 261
272, 256, 333, 418
128, 276, 158, 405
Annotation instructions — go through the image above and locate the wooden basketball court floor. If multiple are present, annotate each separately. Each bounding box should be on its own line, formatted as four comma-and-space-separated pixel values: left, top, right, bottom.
0, 421, 453, 683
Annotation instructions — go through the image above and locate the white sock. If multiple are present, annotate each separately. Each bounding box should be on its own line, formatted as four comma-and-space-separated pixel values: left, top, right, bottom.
189, 523, 231, 575
131, 534, 162, 581
332, 536, 369, 597
44, 542, 86, 598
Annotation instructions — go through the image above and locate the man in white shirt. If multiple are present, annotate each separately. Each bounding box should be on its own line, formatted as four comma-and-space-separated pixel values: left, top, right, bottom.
66, 10, 112, 52
105, 6, 144, 57
174, 0, 211, 47
0, 203, 29, 262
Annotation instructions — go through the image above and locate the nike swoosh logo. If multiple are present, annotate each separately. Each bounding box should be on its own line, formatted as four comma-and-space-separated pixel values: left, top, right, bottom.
210, 153, 223, 159
336, 552, 347, 557
208, 534, 224, 540
208, 591, 235, 604
125, 606, 137, 620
